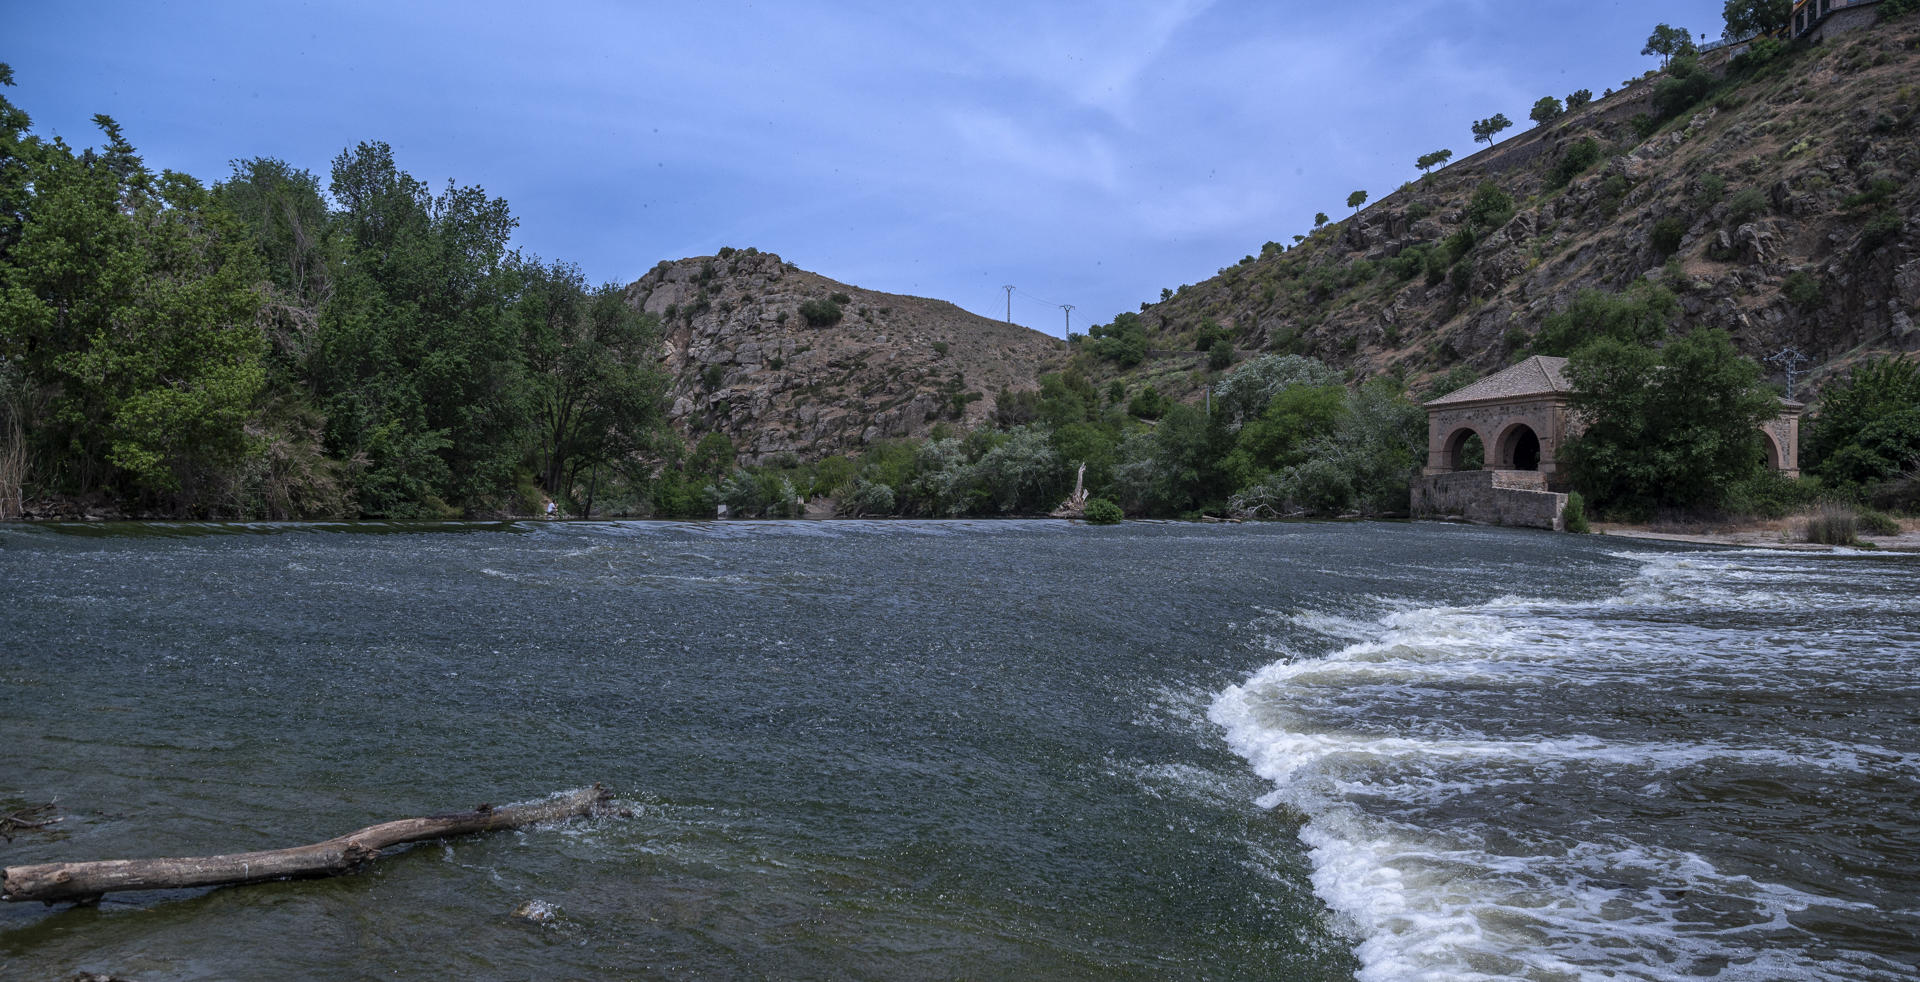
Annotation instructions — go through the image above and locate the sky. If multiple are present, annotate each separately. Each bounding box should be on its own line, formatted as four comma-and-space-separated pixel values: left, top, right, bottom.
11, 1, 1734, 336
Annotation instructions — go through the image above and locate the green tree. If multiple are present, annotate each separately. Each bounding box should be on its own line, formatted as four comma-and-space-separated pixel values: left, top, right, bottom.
1722, 0, 1791, 38
1088, 312, 1148, 367
1561, 330, 1779, 514
1471, 113, 1513, 147
1313, 212, 1329, 229
1643, 24, 1696, 69
1530, 96, 1565, 126
513, 259, 667, 507
1806, 357, 1920, 488
1222, 384, 1347, 487
312, 141, 524, 515
1347, 190, 1368, 217
0, 97, 267, 509
1566, 89, 1594, 110
1416, 149, 1453, 174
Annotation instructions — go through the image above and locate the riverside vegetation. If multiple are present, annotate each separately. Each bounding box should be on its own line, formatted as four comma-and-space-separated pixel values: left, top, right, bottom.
2, 3, 1918, 525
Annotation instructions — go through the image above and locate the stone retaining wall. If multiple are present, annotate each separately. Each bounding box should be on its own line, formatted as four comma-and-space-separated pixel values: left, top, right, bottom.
1411, 470, 1568, 531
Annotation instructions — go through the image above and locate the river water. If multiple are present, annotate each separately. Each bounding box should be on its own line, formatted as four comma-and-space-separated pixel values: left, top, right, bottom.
0, 520, 1915, 980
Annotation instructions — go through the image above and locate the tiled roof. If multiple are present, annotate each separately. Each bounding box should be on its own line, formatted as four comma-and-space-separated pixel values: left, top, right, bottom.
1424, 356, 1573, 407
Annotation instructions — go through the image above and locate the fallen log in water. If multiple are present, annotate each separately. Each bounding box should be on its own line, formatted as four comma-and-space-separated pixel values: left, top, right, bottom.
1, 785, 611, 905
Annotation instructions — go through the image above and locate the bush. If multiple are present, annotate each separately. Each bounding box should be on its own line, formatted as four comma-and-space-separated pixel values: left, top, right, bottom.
1724, 471, 1821, 518
1694, 173, 1726, 207
1727, 188, 1768, 223
837, 477, 895, 517
1550, 138, 1604, 188
1860, 210, 1904, 251
1129, 385, 1170, 419
1781, 271, 1822, 309
799, 298, 843, 326
1882, 0, 1920, 20
1083, 497, 1123, 525
1651, 216, 1688, 257
1208, 338, 1235, 371
1802, 502, 1857, 544
829, 291, 852, 304
1562, 491, 1590, 533
1858, 508, 1902, 536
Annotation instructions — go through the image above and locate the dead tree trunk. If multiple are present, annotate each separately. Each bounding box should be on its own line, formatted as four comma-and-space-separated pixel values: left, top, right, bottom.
2, 785, 611, 904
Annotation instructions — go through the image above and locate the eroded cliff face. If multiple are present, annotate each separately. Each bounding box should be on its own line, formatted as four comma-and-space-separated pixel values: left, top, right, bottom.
625, 250, 1063, 464
1117, 17, 1920, 400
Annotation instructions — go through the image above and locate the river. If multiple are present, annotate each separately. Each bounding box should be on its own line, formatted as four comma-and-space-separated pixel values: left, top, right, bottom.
1, 520, 1915, 980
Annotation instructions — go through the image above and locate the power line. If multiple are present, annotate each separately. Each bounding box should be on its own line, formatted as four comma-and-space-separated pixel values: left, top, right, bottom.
1060, 304, 1074, 335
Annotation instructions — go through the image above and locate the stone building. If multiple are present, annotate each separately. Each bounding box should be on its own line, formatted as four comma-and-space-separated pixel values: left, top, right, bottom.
1791, 0, 1886, 41
1411, 355, 1805, 529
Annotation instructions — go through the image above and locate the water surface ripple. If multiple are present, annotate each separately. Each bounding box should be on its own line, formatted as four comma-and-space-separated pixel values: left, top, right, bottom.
1, 521, 1914, 980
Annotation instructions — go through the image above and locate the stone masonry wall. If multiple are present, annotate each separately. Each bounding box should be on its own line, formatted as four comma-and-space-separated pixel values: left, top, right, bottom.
1412, 470, 1568, 531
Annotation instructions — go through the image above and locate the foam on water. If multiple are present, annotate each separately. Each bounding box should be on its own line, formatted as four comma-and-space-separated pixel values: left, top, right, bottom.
1213, 548, 1920, 981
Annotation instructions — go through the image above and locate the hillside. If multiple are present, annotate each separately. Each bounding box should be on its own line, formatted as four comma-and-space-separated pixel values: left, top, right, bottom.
624, 249, 1064, 464
1085, 14, 1920, 403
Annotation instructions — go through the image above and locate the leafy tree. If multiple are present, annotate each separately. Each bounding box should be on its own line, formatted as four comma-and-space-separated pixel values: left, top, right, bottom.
1722, 0, 1790, 38
1128, 385, 1169, 419
970, 425, 1063, 513
513, 260, 667, 505
1082, 497, 1122, 524
1213, 354, 1342, 426
1347, 190, 1368, 216
1530, 96, 1565, 126
1465, 181, 1515, 234
1415, 149, 1453, 174
1806, 357, 1920, 488
1088, 312, 1148, 367
1561, 329, 1779, 514
1313, 212, 1329, 229
0, 99, 266, 509
1471, 113, 1513, 147
1643, 24, 1697, 69
1222, 384, 1347, 487
1566, 89, 1594, 110
312, 141, 523, 515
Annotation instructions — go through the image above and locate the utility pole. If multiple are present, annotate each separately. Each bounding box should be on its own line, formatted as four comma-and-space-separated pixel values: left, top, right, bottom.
1060, 304, 1075, 336
1768, 346, 1811, 399
1003, 285, 1014, 324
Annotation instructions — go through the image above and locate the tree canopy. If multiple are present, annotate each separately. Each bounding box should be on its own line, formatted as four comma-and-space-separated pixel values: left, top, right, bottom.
1722, 0, 1791, 39
1471, 114, 1513, 147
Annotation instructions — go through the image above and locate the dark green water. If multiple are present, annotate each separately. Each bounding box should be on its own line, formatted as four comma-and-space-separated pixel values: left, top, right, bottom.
1, 521, 1915, 980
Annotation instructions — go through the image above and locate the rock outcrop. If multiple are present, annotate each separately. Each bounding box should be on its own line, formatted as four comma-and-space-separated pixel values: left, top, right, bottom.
625, 250, 1063, 464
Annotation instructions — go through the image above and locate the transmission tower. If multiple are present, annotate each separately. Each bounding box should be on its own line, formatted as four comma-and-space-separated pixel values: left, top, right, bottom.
1003, 285, 1014, 324
1060, 304, 1075, 336
1768, 346, 1811, 399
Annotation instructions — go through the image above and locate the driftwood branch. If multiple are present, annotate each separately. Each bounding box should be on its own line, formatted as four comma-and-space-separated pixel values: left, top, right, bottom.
2, 785, 611, 905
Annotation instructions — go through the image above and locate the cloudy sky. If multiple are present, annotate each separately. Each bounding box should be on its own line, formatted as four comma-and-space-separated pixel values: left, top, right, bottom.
12, 1, 1731, 335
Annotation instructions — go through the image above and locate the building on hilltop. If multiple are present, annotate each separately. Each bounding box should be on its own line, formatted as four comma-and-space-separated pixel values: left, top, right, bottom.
1411, 355, 1804, 530
1791, 0, 1886, 41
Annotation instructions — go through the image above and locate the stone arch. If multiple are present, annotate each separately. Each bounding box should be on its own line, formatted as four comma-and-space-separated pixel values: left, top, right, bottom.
1761, 428, 1784, 471
1443, 426, 1485, 471
1493, 421, 1543, 471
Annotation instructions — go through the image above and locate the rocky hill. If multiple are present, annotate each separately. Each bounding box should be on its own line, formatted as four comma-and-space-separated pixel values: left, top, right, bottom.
1091, 14, 1920, 402
625, 249, 1064, 463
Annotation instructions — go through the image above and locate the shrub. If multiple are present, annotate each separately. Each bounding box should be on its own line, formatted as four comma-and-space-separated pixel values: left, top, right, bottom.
1883, 0, 1920, 19
1083, 497, 1123, 525
1129, 385, 1170, 419
1861, 210, 1903, 251
1724, 471, 1820, 518
1781, 271, 1822, 309
1466, 182, 1515, 233
837, 478, 896, 517
1567, 89, 1593, 110
1842, 176, 1899, 210
1208, 338, 1235, 371
931, 341, 949, 357
1550, 138, 1604, 188
1726, 188, 1768, 223
799, 298, 843, 326
1694, 173, 1726, 208
1858, 508, 1902, 536
1802, 502, 1857, 544
1562, 491, 1590, 533
1651, 216, 1688, 257
828, 292, 852, 304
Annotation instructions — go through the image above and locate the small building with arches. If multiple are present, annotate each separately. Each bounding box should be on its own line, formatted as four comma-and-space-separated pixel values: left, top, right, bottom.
1411, 355, 1804, 529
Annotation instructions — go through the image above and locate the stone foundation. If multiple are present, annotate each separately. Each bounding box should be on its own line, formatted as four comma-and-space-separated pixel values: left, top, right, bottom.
1412, 470, 1568, 531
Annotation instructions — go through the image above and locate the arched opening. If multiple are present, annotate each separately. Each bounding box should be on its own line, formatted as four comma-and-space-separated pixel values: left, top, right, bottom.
1761, 430, 1783, 471
1444, 428, 1484, 471
1495, 423, 1542, 471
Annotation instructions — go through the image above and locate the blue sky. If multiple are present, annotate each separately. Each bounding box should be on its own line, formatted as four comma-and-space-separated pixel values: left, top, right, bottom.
11, 1, 1731, 335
